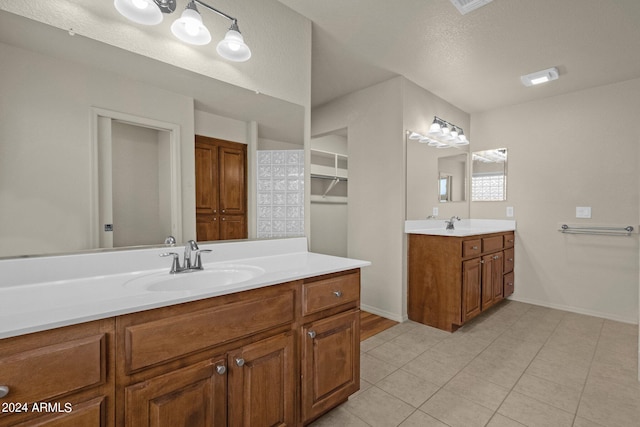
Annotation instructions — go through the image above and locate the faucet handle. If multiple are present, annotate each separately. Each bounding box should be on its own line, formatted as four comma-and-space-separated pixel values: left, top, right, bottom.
160, 252, 182, 274
193, 249, 212, 270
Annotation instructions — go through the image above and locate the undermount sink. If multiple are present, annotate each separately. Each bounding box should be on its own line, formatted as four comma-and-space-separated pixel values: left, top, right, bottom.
124, 265, 266, 292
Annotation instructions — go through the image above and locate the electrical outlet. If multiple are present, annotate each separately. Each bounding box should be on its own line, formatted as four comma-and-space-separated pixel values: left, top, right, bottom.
576, 206, 592, 219
432, 207, 439, 216
506, 206, 514, 217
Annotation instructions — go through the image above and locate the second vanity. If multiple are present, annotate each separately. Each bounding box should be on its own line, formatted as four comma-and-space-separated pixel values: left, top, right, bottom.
406, 219, 516, 332
0, 238, 369, 427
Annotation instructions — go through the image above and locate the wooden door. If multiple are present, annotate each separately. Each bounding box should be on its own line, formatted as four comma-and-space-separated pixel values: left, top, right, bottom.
462, 258, 482, 322
124, 358, 227, 427
301, 310, 360, 424
219, 146, 246, 216
228, 332, 295, 427
195, 136, 247, 241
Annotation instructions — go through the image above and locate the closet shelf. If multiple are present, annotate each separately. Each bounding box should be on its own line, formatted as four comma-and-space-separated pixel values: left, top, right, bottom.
310, 148, 348, 180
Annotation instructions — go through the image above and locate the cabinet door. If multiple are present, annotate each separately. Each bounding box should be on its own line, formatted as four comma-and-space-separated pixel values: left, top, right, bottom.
196, 214, 219, 241
481, 254, 495, 309
301, 310, 360, 424
125, 358, 227, 427
219, 145, 246, 216
220, 214, 247, 240
10, 397, 106, 427
462, 258, 482, 322
195, 143, 219, 215
491, 252, 504, 305
228, 332, 295, 427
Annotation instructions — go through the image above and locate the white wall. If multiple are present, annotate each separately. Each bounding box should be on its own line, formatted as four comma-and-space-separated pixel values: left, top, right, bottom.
471, 78, 640, 323
195, 110, 248, 144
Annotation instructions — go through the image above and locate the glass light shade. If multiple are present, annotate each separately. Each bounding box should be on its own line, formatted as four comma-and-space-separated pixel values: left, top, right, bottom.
217, 29, 251, 62
114, 0, 163, 25
408, 132, 422, 140
171, 8, 211, 45
450, 126, 459, 138
429, 120, 441, 133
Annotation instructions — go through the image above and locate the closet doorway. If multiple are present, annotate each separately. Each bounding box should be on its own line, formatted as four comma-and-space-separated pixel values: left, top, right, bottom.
310, 128, 348, 257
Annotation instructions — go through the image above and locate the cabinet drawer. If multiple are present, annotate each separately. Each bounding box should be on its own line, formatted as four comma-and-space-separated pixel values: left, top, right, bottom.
504, 233, 515, 248
482, 236, 503, 252
0, 335, 106, 404
462, 239, 481, 257
504, 248, 514, 273
124, 290, 295, 372
303, 271, 360, 316
504, 272, 514, 297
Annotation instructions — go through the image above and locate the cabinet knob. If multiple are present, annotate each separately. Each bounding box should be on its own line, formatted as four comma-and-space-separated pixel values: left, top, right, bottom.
480, 260, 485, 264
222, 209, 226, 213
0, 385, 9, 398
472, 246, 479, 250
216, 365, 227, 375
308, 330, 316, 339
222, 217, 226, 221
333, 290, 342, 297
235, 358, 245, 367
493, 255, 499, 260
509, 258, 514, 262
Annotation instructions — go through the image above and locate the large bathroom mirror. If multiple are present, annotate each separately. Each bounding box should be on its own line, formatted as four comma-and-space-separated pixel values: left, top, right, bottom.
438, 153, 467, 202
471, 148, 508, 201
0, 10, 305, 258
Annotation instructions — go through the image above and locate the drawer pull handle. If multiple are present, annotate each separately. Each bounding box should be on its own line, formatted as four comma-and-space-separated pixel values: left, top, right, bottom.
472, 246, 478, 250
509, 258, 514, 262
333, 291, 342, 298
0, 386, 9, 398
235, 358, 245, 367
308, 330, 316, 339
216, 365, 227, 375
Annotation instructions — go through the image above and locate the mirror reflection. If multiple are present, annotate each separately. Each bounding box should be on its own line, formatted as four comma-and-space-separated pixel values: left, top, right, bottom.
437, 153, 467, 202
0, 11, 304, 258
471, 148, 508, 201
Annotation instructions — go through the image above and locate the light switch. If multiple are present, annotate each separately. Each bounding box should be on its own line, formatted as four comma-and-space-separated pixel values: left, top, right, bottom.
576, 206, 592, 219
506, 206, 514, 217
432, 207, 439, 216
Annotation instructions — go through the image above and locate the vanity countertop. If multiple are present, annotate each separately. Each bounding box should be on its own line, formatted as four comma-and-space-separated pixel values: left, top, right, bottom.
405, 219, 516, 237
0, 238, 370, 339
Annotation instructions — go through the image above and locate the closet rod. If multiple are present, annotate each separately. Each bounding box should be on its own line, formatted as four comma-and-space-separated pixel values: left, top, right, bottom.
310, 174, 348, 182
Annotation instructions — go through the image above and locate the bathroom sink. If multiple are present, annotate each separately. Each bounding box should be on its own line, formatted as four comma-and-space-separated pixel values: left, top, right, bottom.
124, 265, 265, 292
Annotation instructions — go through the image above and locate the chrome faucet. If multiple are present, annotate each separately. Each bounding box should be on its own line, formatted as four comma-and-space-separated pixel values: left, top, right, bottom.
160, 240, 211, 274
445, 216, 461, 230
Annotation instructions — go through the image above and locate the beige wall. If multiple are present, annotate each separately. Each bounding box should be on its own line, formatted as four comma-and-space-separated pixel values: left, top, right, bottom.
471, 78, 640, 323
0, 41, 195, 256
312, 77, 405, 320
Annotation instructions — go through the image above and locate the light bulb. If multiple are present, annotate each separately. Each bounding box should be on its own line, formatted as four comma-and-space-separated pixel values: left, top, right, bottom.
132, 0, 148, 9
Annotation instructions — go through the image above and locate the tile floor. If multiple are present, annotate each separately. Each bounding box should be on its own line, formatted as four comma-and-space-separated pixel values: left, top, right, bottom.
310, 301, 640, 427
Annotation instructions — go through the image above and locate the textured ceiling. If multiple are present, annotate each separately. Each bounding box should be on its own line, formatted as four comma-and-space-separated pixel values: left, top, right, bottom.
279, 0, 640, 111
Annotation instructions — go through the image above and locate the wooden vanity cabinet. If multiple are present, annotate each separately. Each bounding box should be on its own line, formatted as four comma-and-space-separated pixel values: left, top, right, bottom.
409, 231, 514, 332
300, 270, 361, 425
0, 319, 115, 427
117, 283, 297, 427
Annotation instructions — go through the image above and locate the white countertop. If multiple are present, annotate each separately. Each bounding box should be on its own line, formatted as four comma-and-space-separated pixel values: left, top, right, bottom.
405, 219, 516, 237
0, 238, 370, 339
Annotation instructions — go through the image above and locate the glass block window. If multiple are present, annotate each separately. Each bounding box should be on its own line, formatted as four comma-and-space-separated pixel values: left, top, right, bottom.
257, 150, 305, 238
471, 172, 505, 201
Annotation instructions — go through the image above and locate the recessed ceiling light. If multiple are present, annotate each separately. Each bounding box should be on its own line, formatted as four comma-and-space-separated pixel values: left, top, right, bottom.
450, 0, 494, 15
521, 67, 559, 87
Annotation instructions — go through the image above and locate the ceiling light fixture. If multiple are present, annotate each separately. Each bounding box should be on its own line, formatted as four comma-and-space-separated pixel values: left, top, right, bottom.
408, 116, 469, 149
114, 0, 251, 62
520, 67, 559, 87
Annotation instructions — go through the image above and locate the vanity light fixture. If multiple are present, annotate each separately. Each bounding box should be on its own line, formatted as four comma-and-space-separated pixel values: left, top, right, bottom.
114, 0, 251, 62
408, 116, 469, 148
520, 67, 559, 87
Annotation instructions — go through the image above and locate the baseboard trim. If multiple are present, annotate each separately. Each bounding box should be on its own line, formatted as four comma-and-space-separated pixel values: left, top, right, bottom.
360, 304, 406, 323
508, 296, 638, 325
